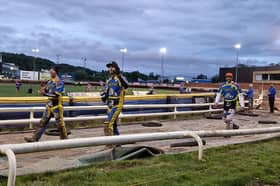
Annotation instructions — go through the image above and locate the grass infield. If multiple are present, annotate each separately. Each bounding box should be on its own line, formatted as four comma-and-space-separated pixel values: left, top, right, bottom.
1, 138, 280, 185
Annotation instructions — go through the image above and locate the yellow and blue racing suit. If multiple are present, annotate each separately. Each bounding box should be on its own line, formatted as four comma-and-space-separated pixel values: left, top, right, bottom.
33, 77, 68, 141
103, 75, 127, 136
215, 82, 244, 129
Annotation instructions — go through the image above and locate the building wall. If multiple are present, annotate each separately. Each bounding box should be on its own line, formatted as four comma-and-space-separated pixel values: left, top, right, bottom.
219, 67, 254, 83
219, 66, 280, 83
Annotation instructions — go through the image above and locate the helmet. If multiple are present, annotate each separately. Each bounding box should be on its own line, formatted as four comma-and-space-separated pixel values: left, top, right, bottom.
106, 61, 120, 74
225, 72, 233, 78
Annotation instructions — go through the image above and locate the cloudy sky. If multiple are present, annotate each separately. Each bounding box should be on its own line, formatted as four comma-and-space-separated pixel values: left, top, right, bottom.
1, 0, 280, 77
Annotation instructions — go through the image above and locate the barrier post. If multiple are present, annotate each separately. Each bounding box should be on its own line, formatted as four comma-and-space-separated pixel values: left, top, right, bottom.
174, 106, 177, 120
0, 148, 16, 186
29, 111, 34, 129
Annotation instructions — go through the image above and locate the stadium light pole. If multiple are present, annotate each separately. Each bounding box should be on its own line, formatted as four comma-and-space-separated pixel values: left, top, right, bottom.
56, 54, 61, 64
160, 47, 167, 83
234, 43, 241, 83
81, 57, 87, 68
31, 48, 39, 81
120, 48, 127, 72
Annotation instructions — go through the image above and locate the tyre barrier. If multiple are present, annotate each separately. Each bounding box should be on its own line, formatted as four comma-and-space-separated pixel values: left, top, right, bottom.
45, 128, 72, 136
238, 112, 259, 117
170, 139, 206, 147
205, 113, 223, 120
258, 120, 278, 124
142, 122, 163, 127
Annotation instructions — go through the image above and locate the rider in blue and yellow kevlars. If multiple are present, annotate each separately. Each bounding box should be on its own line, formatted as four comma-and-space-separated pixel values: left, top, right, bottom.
100, 61, 128, 137
24, 66, 68, 142
214, 72, 244, 131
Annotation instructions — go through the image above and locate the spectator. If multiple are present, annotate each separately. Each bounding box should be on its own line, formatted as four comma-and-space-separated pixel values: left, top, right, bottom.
86, 83, 93, 92
268, 84, 277, 113
15, 80, 22, 94
247, 84, 254, 111
99, 81, 106, 92
147, 84, 154, 95
179, 83, 186, 94
38, 82, 46, 95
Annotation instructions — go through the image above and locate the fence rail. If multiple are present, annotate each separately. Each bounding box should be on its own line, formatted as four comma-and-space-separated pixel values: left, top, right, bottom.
0, 130, 203, 186
1, 126, 280, 186
0, 103, 223, 127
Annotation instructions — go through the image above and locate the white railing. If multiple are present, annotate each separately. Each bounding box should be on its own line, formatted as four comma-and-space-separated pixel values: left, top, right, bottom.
0, 103, 223, 128
0, 131, 203, 186
1, 126, 280, 186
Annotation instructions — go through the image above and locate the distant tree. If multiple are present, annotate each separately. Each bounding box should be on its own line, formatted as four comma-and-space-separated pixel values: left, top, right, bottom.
0, 52, 162, 82
163, 79, 170, 83
195, 73, 208, 79
269, 63, 280, 66
211, 74, 219, 83
236, 63, 248, 67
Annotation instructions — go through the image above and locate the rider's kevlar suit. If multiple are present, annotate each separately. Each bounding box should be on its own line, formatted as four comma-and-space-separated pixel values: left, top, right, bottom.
102, 75, 128, 136
33, 77, 68, 141
215, 82, 244, 129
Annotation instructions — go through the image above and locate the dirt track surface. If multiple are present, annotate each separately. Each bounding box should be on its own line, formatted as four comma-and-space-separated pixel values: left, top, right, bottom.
1, 110, 280, 175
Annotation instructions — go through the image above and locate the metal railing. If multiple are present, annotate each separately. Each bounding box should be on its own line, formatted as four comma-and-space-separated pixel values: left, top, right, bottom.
0, 103, 223, 128
1, 126, 280, 186
0, 130, 203, 186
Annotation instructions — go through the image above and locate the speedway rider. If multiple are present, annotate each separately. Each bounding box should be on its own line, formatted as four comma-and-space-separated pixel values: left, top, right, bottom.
214, 72, 245, 130
101, 61, 128, 137
24, 66, 68, 142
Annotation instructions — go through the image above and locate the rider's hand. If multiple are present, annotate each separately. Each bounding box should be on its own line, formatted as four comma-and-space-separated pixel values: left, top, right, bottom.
213, 102, 218, 109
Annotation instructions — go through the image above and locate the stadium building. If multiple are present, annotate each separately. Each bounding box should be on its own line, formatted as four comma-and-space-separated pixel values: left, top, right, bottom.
0, 62, 20, 79
219, 66, 280, 83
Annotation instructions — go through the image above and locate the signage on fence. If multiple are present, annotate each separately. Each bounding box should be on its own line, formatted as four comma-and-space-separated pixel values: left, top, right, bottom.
40, 71, 50, 80
20, 70, 39, 80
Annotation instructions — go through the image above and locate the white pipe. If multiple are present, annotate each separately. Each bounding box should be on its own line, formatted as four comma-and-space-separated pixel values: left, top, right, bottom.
0, 148, 16, 186
184, 132, 203, 160
0, 131, 203, 154
1, 126, 280, 186
196, 127, 280, 137
0, 103, 223, 113
1, 126, 280, 156
0, 131, 203, 186
0, 109, 223, 125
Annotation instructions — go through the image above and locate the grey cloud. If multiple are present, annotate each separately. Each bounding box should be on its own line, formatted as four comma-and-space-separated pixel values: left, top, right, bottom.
0, 0, 280, 77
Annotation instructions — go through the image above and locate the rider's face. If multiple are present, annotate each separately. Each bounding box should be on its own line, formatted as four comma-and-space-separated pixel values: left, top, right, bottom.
50, 69, 57, 78
226, 77, 232, 82
108, 66, 116, 75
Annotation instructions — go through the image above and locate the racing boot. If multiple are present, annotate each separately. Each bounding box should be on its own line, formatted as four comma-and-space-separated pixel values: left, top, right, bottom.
232, 123, 239, 130
103, 125, 114, 149
58, 126, 68, 140
24, 135, 37, 143
224, 121, 232, 138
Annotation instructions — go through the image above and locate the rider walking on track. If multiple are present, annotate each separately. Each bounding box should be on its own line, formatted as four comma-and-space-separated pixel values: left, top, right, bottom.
101, 61, 128, 137
214, 72, 245, 131
24, 66, 68, 142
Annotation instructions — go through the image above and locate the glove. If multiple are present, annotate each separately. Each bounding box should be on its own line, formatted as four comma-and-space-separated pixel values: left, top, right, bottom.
100, 91, 108, 103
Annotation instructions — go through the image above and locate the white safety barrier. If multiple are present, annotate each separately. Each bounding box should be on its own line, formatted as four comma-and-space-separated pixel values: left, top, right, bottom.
1, 126, 280, 186
0, 103, 223, 128
0, 130, 203, 186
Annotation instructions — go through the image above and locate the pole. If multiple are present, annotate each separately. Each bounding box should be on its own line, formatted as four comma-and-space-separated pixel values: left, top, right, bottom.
235, 49, 239, 83
56, 54, 60, 64
33, 57, 35, 81
82, 57, 87, 73
0, 53, 2, 75
122, 52, 124, 72
161, 54, 164, 83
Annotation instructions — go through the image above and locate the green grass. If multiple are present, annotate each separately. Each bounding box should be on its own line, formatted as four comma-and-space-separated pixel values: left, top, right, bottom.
1, 138, 280, 186
0, 83, 177, 97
